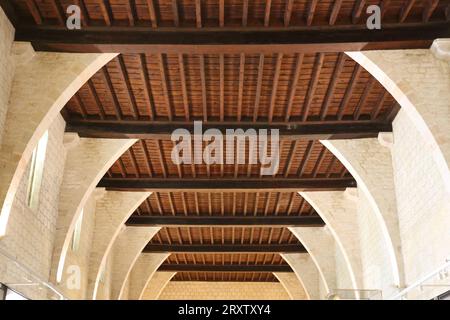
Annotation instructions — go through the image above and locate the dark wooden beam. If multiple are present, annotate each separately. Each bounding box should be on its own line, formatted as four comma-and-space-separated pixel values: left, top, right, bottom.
126, 215, 325, 227
158, 264, 293, 272
12, 23, 450, 53
66, 121, 392, 140
144, 244, 307, 253
98, 177, 356, 192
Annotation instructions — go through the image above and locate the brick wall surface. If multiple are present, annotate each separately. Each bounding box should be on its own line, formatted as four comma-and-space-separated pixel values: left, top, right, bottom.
0, 115, 66, 299
391, 109, 450, 299
0, 7, 14, 146
159, 281, 291, 300
141, 271, 176, 300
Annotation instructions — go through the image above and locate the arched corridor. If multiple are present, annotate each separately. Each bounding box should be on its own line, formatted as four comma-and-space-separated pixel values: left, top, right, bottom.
0, 1, 449, 301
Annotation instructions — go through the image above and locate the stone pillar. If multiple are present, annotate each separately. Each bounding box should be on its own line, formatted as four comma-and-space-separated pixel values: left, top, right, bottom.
322, 138, 404, 289
347, 47, 450, 193
141, 272, 176, 300
274, 272, 308, 300
127, 253, 169, 300
110, 226, 160, 300
300, 189, 363, 290
281, 253, 321, 300
51, 138, 136, 285
87, 190, 151, 299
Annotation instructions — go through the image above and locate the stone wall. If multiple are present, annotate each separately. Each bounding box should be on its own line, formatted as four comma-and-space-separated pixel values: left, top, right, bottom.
391, 109, 450, 299
0, 115, 67, 299
159, 281, 291, 300
0, 7, 14, 146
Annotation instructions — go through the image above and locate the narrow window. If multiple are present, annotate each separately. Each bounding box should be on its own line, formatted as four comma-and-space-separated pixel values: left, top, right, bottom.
71, 209, 83, 252
26, 131, 49, 209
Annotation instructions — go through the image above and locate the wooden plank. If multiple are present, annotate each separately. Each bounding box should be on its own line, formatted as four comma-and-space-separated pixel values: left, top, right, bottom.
158, 264, 293, 272
352, 0, 366, 24
126, 215, 325, 227
66, 121, 392, 140
329, 0, 343, 25
306, 0, 319, 26
284, 53, 303, 122
98, 177, 356, 192
302, 53, 324, 121
25, 0, 42, 25
144, 243, 307, 253
399, 0, 415, 23
14, 23, 450, 53
146, 0, 157, 28
284, 0, 294, 27
423, 0, 439, 22
264, 0, 272, 27
268, 53, 283, 123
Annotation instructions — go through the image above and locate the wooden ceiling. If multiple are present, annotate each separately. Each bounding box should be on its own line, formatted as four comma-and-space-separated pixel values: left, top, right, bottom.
62, 52, 398, 123
8, 0, 448, 28
2, 0, 448, 54
3, 1, 446, 283
133, 192, 317, 216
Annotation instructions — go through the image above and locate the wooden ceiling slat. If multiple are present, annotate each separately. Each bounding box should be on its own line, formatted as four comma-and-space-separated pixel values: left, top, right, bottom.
195, 0, 202, 28
400, 0, 416, 23
157, 54, 173, 121
98, 0, 112, 26
329, 0, 343, 25
86, 79, 105, 120
253, 54, 265, 122
284, 0, 294, 27
156, 140, 168, 178
219, 0, 225, 27
352, 0, 366, 24
219, 54, 225, 121
242, 0, 249, 26
177, 54, 189, 121
302, 53, 324, 122
337, 63, 362, 120
128, 148, 140, 178
100, 67, 122, 120
381, 0, 391, 19
284, 53, 303, 122
423, 0, 439, 22
325, 157, 337, 178
297, 140, 315, 177
237, 53, 245, 121
117, 55, 139, 119
125, 0, 136, 26
354, 77, 376, 120
268, 53, 283, 123
25, 0, 41, 24
306, 0, 319, 26
146, 0, 157, 27
74, 93, 87, 119
320, 52, 346, 120
139, 54, 155, 120
49, 0, 65, 26
264, 0, 272, 27
171, 0, 180, 27
199, 54, 208, 122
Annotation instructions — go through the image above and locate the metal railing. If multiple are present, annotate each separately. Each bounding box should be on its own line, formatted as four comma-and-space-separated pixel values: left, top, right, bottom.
0, 245, 67, 300
390, 259, 450, 300
326, 289, 383, 300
